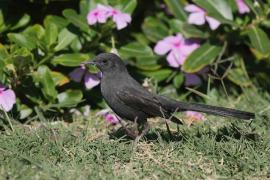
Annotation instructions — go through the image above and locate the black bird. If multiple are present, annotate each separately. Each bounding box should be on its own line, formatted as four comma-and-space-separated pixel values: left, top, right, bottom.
87, 53, 255, 137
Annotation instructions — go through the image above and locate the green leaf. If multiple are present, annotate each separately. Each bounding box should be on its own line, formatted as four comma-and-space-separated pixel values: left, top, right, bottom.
247, 26, 270, 57
19, 104, 33, 119
183, 43, 222, 73
36, 66, 58, 101
0, 43, 8, 61
119, 42, 153, 59
23, 24, 45, 39
57, 89, 83, 107
52, 53, 91, 67
173, 73, 184, 88
44, 21, 58, 47
11, 14, 30, 30
135, 55, 161, 70
227, 68, 252, 87
169, 19, 206, 38
8, 33, 36, 50
164, 0, 187, 21
141, 69, 172, 82
50, 71, 70, 86
120, 0, 137, 14
142, 17, 169, 42
63, 9, 91, 34
194, 0, 234, 25
54, 28, 76, 52
44, 15, 68, 30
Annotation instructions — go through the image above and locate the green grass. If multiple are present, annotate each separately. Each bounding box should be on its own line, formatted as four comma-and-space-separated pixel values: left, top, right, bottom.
1, 89, 270, 179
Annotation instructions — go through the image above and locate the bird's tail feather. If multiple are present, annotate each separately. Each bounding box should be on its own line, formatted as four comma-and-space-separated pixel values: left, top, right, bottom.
160, 97, 255, 120
176, 102, 255, 120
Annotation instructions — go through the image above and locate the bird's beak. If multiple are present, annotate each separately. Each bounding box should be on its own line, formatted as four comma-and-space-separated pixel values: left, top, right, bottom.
82, 60, 97, 66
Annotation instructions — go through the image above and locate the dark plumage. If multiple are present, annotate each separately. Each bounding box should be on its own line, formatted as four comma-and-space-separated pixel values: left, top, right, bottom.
88, 53, 255, 136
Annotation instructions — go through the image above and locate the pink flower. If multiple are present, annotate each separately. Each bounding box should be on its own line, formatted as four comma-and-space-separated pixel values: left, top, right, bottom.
235, 0, 250, 14
96, 109, 119, 125
106, 7, 131, 30
0, 84, 16, 112
154, 34, 200, 68
185, 4, 220, 30
87, 5, 109, 25
69, 65, 101, 89
185, 111, 205, 121
87, 4, 131, 30
105, 113, 119, 124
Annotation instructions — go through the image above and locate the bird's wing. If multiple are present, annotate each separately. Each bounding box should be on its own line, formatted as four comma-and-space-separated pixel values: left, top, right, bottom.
116, 86, 167, 118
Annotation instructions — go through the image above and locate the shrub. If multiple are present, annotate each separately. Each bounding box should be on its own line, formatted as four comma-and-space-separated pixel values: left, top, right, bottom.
0, 0, 270, 120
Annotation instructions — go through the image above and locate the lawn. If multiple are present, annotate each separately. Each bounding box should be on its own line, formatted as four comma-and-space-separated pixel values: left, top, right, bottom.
1, 89, 270, 179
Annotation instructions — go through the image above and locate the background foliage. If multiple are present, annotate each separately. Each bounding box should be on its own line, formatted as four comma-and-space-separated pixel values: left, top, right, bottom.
0, 0, 270, 121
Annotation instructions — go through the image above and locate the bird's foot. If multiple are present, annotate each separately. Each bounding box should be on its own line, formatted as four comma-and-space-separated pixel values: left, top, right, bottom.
119, 120, 139, 139
119, 120, 150, 140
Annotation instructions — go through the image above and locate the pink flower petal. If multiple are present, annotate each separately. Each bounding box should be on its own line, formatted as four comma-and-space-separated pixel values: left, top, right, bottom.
235, 0, 250, 14
184, 4, 204, 13
0, 88, 16, 112
112, 12, 131, 30
87, 6, 109, 25
84, 72, 101, 89
105, 113, 119, 124
184, 73, 202, 86
154, 40, 172, 55
205, 16, 220, 30
181, 39, 200, 56
185, 111, 205, 120
69, 67, 85, 83
187, 12, 206, 25
166, 50, 185, 68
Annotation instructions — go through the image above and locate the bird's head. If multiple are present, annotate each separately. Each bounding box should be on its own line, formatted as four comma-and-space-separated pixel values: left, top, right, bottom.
85, 53, 127, 74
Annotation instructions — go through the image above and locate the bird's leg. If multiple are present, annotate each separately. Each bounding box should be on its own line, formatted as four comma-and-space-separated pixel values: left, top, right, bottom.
165, 120, 173, 138
135, 121, 150, 142
159, 107, 173, 138
118, 118, 138, 139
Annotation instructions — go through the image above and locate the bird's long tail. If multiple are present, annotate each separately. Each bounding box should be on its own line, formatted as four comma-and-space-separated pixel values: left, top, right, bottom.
160, 97, 255, 120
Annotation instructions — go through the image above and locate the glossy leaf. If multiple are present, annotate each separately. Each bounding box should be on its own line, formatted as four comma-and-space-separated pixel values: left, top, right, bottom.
173, 73, 184, 88
63, 9, 91, 34
164, 0, 187, 21
120, 0, 137, 13
247, 26, 270, 57
11, 14, 30, 30
169, 19, 206, 38
19, 104, 33, 119
54, 28, 76, 51
142, 17, 169, 42
44, 15, 68, 30
51, 71, 70, 86
52, 53, 91, 67
8, 33, 36, 50
194, 0, 234, 25
44, 21, 58, 47
36, 66, 58, 101
183, 43, 222, 73
228, 68, 252, 87
57, 89, 83, 107
141, 69, 172, 82
119, 42, 153, 58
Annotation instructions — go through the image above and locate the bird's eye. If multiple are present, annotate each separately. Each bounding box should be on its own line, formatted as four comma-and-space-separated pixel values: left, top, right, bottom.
102, 60, 107, 64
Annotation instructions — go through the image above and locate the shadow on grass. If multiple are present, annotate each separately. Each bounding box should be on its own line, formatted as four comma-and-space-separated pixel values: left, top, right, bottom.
214, 124, 261, 142
108, 122, 261, 143
108, 126, 184, 142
